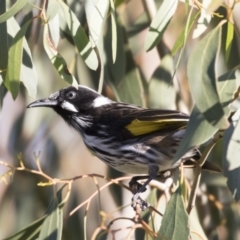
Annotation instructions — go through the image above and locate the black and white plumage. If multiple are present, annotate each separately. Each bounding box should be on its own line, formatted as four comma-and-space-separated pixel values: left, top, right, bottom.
27, 85, 221, 208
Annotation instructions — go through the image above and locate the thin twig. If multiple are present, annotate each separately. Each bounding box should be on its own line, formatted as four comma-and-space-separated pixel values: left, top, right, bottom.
186, 131, 223, 213
186, 164, 201, 213
65, 176, 131, 220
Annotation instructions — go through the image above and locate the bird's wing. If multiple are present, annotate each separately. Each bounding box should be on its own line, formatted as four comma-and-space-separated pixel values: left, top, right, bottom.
123, 109, 189, 137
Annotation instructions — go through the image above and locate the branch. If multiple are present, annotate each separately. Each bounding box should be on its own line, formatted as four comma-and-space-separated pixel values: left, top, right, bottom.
186, 131, 223, 214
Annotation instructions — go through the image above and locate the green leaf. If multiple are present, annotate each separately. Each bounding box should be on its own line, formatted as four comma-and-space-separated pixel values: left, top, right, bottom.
46, 0, 60, 22
218, 68, 239, 116
105, 16, 146, 106
43, 23, 78, 87
48, 13, 60, 53
145, 0, 178, 51
189, 208, 208, 240
84, 0, 109, 92
127, 12, 149, 38
174, 106, 218, 162
174, 68, 239, 162
3, 216, 46, 240
0, 0, 28, 23
84, 0, 109, 46
158, 187, 189, 240
116, 68, 145, 106
187, 25, 229, 129
192, 0, 211, 39
0, 0, 8, 82
148, 54, 176, 109
4, 20, 32, 100
206, 0, 223, 13
58, 0, 98, 71
171, 12, 199, 55
46, 1, 60, 50
6, 17, 37, 99
38, 196, 63, 240
105, 16, 125, 97
225, 21, 234, 64
223, 113, 240, 202
3, 185, 67, 240
97, 36, 104, 94
110, 0, 117, 63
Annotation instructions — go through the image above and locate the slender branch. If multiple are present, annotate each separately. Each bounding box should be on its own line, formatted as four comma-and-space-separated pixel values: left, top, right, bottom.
65, 176, 131, 220
186, 130, 223, 214
108, 217, 136, 227
186, 165, 201, 213
40, 0, 47, 21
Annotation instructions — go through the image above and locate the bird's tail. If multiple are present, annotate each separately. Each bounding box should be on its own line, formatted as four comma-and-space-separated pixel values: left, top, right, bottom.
202, 160, 222, 172
184, 159, 222, 173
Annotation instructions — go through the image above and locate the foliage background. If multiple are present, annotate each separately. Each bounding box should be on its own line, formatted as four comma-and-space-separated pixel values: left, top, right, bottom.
0, 0, 240, 239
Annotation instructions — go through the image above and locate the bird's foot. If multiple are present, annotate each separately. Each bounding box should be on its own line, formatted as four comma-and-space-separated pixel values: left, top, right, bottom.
131, 194, 150, 211
129, 177, 147, 194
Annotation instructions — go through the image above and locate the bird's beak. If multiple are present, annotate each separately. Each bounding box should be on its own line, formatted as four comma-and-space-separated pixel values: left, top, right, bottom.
27, 98, 58, 108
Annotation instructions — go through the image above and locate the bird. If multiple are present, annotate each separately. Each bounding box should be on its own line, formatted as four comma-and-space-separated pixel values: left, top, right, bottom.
27, 85, 221, 209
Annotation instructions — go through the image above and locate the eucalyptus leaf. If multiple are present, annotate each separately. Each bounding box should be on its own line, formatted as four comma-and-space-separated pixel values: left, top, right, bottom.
172, 12, 199, 55
0, 0, 28, 23
46, 0, 60, 22
158, 187, 189, 240
148, 55, 176, 109
3, 185, 67, 240
218, 68, 239, 115
192, 0, 211, 39
105, 17, 146, 106
116, 68, 145, 106
174, 106, 218, 162
189, 208, 208, 240
48, 13, 60, 51
0, 0, 8, 82
58, 0, 98, 70
5, 20, 32, 99
187, 25, 229, 129
84, 0, 109, 46
223, 113, 240, 202
105, 16, 125, 92
97, 34, 105, 94
206, 0, 223, 14
145, 0, 178, 51
2, 216, 46, 240
174, 67, 239, 162
6, 17, 37, 99
38, 196, 63, 240
110, 0, 117, 63
43, 23, 78, 87
225, 21, 234, 64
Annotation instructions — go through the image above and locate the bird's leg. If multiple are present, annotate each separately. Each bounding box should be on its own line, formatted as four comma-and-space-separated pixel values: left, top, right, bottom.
129, 169, 172, 194
129, 176, 149, 194
131, 165, 159, 211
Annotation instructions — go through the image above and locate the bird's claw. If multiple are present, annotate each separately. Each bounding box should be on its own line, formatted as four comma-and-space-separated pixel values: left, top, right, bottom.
129, 179, 147, 194
131, 195, 150, 211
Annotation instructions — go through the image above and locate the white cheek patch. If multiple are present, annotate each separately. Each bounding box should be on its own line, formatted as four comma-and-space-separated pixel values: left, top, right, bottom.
92, 96, 112, 107
61, 101, 78, 112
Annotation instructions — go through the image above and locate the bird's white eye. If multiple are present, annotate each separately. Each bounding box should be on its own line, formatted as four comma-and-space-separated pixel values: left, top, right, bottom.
66, 91, 76, 100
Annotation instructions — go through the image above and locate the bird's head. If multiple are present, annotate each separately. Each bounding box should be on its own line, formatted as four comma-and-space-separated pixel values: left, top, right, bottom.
27, 86, 113, 130
27, 85, 112, 114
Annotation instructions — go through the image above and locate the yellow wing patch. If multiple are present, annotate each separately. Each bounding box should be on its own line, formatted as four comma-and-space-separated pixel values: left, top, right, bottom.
125, 119, 188, 136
